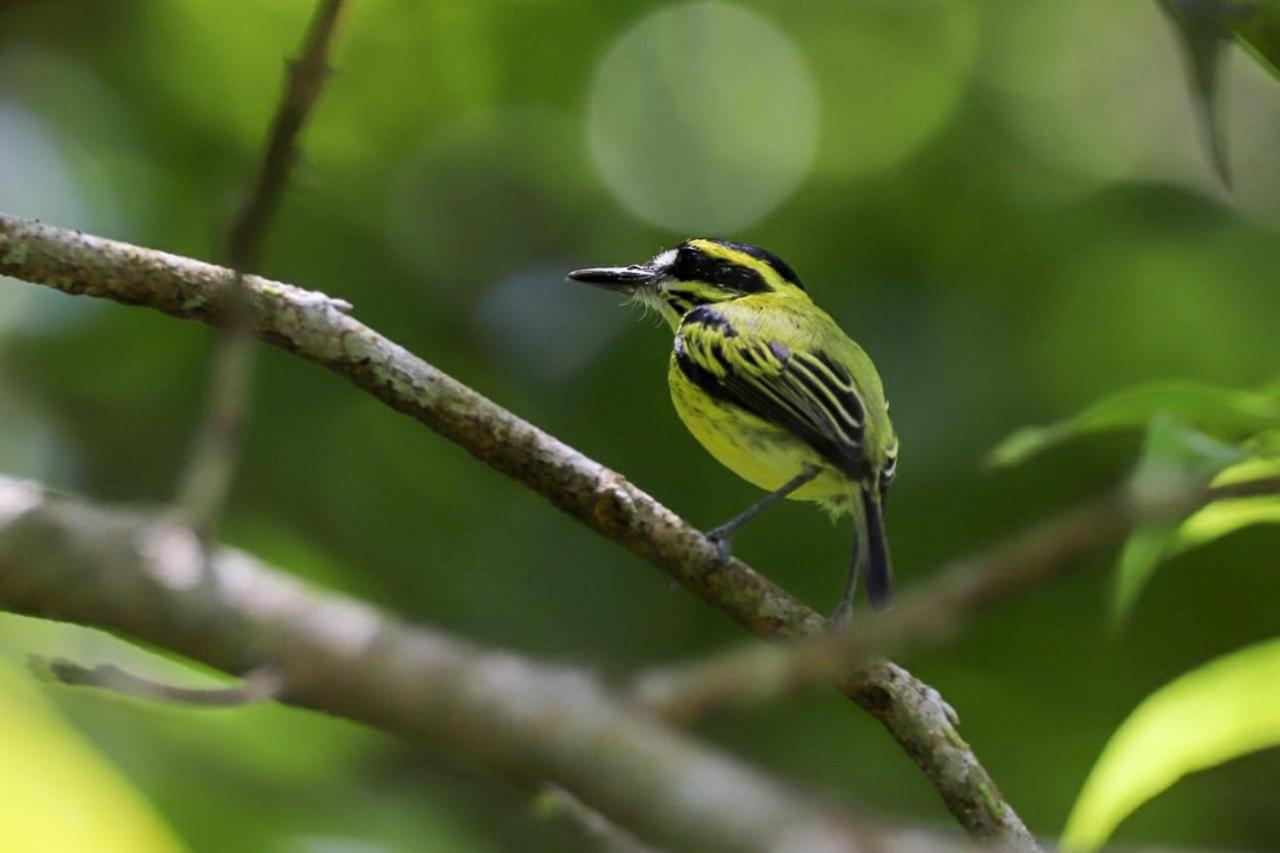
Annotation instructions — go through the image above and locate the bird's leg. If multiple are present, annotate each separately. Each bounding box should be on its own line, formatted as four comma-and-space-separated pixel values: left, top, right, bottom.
705, 466, 820, 559
829, 521, 868, 630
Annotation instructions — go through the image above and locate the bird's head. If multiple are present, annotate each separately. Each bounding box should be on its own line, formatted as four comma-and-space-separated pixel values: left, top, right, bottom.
569, 238, 808, 328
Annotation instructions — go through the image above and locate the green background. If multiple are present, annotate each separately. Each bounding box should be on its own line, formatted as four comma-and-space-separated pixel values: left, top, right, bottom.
2, 0, 1279, 849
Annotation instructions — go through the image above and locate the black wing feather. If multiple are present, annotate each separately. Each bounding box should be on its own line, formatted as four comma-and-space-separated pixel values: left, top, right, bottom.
675, 310, 871, 479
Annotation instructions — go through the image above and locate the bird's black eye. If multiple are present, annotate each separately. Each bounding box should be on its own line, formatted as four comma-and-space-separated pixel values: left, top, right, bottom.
671, 245, 701, 280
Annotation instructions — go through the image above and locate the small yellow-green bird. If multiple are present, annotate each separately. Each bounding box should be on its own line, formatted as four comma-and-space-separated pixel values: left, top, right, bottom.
570, 238, 898, 622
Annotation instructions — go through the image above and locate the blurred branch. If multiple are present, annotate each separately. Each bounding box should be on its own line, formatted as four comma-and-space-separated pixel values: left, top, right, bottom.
178, 0, 348, 539
536, 785, 661, 853
633, 475, 1280, 724
0, 475, 893, 853
225, 0, 346, 264
32, 658, 283, 707
0, 212, 1036, 851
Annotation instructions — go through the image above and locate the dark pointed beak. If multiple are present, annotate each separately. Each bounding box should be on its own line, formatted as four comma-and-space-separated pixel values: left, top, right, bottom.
567, 264, 657, 292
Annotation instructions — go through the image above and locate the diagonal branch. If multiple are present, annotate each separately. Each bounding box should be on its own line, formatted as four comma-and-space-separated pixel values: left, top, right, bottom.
0, 212, 1037, 850
178, 0, 349, 538
632, 475, 1280, 724
0, 475, 908, 853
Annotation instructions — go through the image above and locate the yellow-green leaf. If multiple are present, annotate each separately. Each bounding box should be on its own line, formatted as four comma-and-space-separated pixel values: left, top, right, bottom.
987, 381, 1280, 468
1241, 429, 1280, 459
1063, 637, 1280, 850
0, 658, 184, 853
1111, 415, 1240, 622
1171, 456, 1280, 554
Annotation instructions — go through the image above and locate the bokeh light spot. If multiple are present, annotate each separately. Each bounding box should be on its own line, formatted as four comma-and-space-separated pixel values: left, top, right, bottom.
985, 0, 1280, 220
799, 0, 979, 179
587, 1, 819, 233
475, 266, 628, 385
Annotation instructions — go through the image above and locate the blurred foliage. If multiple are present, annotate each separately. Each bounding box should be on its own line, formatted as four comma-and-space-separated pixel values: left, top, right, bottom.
991, 374, 1280, 618
986, 380, 1280, 468
1116, 424, 1280, 621
1236, 0, 1280, 76
3, 0, 1280, 850
0, 656, 183, 853
1063, 637, 1280, 849
1112, 414, 1242, 622
1158, 0, 1280, 183
990, 365, 1280, 847
1175, 454, 1280, 550
1160, 0, 1243, 184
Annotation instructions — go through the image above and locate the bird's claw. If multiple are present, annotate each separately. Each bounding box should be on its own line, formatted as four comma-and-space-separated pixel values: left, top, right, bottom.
826, 602, 853, 632
705, 528, 733, 561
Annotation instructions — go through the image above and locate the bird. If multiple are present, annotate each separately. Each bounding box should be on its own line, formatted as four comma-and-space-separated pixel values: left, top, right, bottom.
569, 238, 898, 624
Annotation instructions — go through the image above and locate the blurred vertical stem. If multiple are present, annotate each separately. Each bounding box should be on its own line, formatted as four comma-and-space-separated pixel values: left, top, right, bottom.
178, 0, 349, 537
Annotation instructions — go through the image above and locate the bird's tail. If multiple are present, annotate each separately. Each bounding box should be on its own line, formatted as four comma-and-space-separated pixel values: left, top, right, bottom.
860, 485, 893, 609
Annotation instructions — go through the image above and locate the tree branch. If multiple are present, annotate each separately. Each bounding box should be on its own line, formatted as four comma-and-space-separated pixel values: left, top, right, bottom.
0, 475, 927, 853
0, 212, 1036, 850
178, 0, 348, 538
632, 475, 1280, 723
536, 784, 662, 853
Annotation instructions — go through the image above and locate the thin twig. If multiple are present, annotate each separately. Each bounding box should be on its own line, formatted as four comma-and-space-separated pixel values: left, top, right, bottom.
226, 0, 347, 265
633, 475, 1280, 724
178, 0, 348, 539
33, 657, 283, 707
0, 212, 1038, 850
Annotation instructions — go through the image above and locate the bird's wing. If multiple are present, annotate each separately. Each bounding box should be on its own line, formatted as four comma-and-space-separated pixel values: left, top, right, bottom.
675, 305, 871, 479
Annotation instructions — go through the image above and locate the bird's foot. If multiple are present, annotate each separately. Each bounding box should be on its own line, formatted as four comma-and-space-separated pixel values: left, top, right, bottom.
704, 526, 734, 561
826, 601, 854, 632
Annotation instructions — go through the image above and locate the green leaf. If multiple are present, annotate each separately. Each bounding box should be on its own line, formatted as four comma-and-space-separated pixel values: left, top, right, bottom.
1235, 0, 1280, 82
1158, 0, 1241, 185
1111, 415, 1241, 622
1171, 455, 1280, 554
1112, 522, 1181, 624
1241, 428, 1280, 458
0, 658, 184, 853
1062, 637, 1280, 850
1157, 1, 1280, 185
986, 381, 1280, 468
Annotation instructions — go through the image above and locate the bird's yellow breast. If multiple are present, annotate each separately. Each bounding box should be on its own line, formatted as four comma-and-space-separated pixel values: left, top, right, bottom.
667, 356, 852, 502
